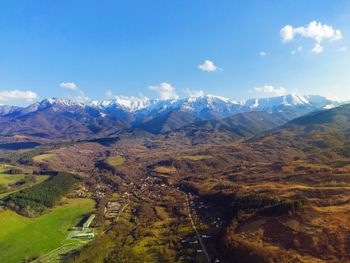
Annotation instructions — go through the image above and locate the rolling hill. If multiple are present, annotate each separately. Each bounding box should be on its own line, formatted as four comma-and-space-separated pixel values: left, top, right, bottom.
248, 103, 350, 161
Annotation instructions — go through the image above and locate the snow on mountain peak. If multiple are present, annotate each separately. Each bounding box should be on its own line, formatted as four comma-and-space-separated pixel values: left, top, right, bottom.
39, 98, 85, 108
281, 94, 309, 106
114, 96, 153, 111
1, 94, 338, 120
94, 96, 155, 112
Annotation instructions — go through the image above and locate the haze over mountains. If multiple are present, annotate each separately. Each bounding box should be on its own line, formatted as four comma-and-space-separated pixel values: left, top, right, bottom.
0, 94, 340, 140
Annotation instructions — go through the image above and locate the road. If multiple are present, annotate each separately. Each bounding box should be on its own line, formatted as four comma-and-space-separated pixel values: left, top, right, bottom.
115, 199, 130, 224
185, 194, 211, 263
105, 198, 130, 234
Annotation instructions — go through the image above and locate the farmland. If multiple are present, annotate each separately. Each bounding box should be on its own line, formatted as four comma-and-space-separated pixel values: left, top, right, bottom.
0, 198, 95, 263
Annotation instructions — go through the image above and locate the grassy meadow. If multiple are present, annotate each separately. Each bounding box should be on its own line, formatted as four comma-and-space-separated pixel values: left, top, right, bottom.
106, 155, 125, 166
153, 166, 177, 174
33, 153, 56, 163
177, 155, 212, 161
0, 175, 49, 200
0, 164, 26, 186
0, 173, 26, 186
0, 198, 95, 263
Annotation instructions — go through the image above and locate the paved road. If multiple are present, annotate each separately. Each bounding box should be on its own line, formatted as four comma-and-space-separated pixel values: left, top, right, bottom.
185, 194, 211, 263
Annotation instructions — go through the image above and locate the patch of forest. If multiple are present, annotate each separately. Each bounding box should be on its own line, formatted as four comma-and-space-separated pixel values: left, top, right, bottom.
4, 172, 80, 216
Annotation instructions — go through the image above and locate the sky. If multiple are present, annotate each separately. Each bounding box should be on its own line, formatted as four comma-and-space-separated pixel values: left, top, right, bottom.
0, 0, 350, 106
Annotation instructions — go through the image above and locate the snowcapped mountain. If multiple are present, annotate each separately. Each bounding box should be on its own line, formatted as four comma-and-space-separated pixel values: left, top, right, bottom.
174, 95, 240, 116
0, 94, 340, 137
90, 94, 336, 117
129, 94, 338, 132
91, 96, 156, 112
241, 94, 335, 111
0, 94, 338, 119
0, 105, 22, 116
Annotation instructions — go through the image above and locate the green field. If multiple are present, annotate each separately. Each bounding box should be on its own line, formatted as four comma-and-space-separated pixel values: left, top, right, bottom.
33, 153, 56, 163
0, 164, 27, 186
0, 175, 49, 200
0, 198, 95, 263
0, 164, 16, 172
106, 155, 125, 166
177, 155, 212, 161
0, 173, 26, 186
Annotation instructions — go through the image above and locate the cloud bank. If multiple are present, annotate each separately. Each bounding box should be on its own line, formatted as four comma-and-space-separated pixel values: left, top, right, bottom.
0, 90, 38, 102
254, 85, 288, 96
280, 21, 342, 53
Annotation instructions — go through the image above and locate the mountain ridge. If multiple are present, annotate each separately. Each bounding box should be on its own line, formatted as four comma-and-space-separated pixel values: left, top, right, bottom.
0, 94, 338, 117
0, 94, 340, 140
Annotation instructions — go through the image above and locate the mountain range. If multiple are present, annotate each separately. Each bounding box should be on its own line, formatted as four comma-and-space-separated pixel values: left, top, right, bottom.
0, 94, 340, 141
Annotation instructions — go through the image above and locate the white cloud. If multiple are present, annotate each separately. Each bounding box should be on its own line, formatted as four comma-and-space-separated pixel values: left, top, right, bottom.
254, 85, 288, 96
148, 82, 179, 100
280, 25, 294, 43
312, 43, 323, 54
0, 90, 38, 102
186, 89, 204, 98
280, 21, 342, 54
198, 60, 221, 72
59, 82, 89, 102
59, 82, 78, 90
260, 51, 267, 56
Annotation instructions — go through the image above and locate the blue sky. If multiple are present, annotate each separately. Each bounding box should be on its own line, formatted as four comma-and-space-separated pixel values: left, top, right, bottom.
0, 0, 350, 105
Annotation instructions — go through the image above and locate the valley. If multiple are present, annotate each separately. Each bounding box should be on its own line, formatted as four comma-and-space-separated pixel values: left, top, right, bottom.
1, 1, 349, 262
0, 95, 350, 262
